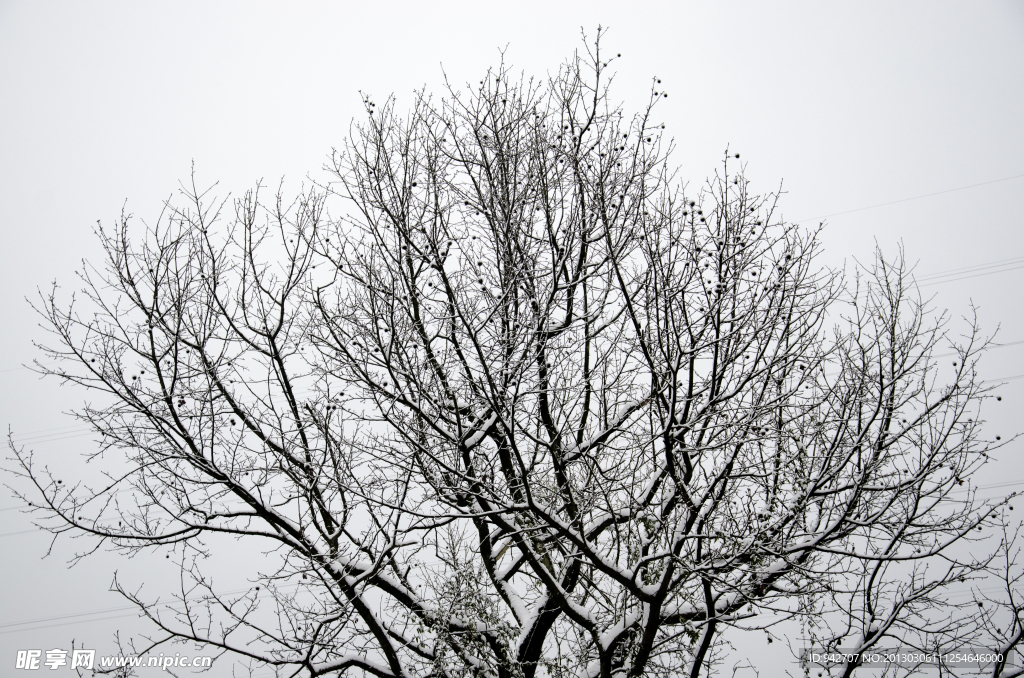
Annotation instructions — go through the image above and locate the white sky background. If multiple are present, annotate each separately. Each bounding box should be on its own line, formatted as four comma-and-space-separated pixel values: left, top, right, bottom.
1, 1, 1023, 674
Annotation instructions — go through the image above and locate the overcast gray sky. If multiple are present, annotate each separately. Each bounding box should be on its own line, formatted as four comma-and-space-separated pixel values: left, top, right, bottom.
2, 1, 1023, 673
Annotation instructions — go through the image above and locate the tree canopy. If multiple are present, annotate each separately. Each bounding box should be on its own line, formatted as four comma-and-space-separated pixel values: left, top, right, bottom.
11, 34, 1021, 678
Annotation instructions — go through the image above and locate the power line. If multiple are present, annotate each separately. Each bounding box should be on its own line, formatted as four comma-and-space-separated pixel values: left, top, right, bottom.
0, 612, 140, 637
798, 172, 1024, 222
933, 339, 1024, 359
12, 422, 92, 437
0, 528, 44, 538
915, 256, 1024, 283
917, 259, 1024, 288
0, 583, 298, 636
12, 429, 95, 445
0, 605, 139, 632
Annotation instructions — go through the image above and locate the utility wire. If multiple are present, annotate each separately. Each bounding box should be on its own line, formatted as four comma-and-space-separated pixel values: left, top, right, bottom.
0, 605, 139, 631
0, 612, 140, 636
933, 339, 1024, 359
798, 173, 1024, 223
0, 583, 299, 635
0, 528, 43, 538
917, 259, 1024, 288
915, 256, 1024, 283
10, 423, 93, 437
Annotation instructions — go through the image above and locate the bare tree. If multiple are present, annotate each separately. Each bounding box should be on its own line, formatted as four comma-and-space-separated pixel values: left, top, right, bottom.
8, 33, 1015, 678
977, 518, 1024, 678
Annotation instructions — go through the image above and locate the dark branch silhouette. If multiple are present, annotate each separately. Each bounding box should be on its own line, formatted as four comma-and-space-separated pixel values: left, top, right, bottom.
8, 31, 1019, 678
